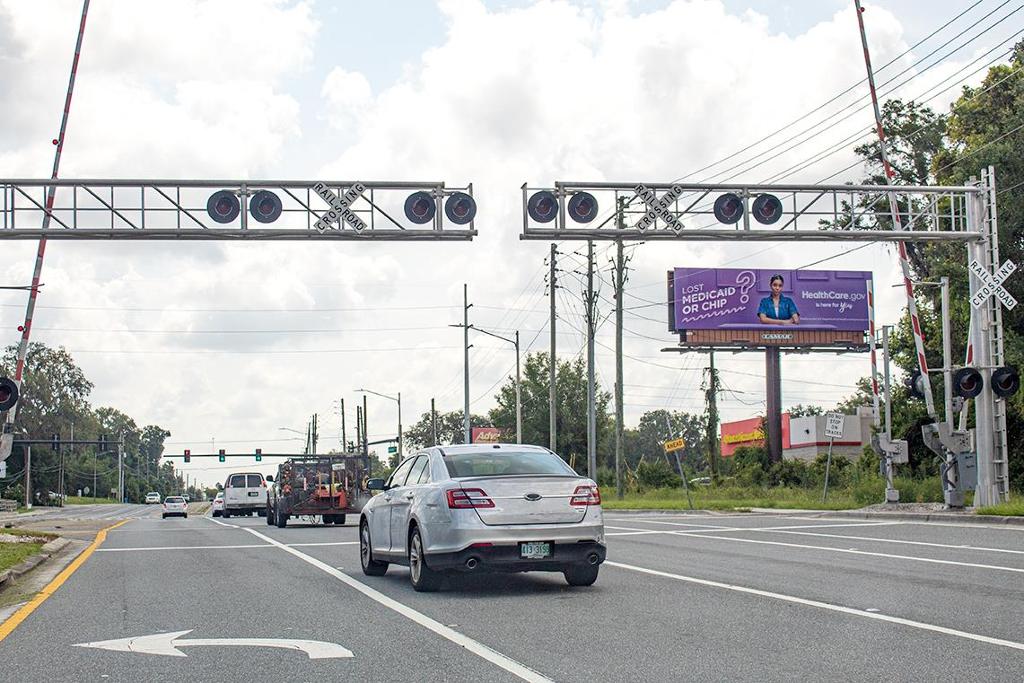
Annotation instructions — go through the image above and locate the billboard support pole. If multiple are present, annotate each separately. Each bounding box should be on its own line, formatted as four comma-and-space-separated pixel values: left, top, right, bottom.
765, 348, 783, 463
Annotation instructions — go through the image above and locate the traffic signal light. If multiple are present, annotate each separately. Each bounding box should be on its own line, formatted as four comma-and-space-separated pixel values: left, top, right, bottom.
905, 369, 927, 400
713, 193, 743, 224
0, 377, 18, 411
218, 449, 226, 463
991, 366, 1020, 398
404, 191, 435, 224
249, 190, 282, 223
527, 191, 558, 223
255, 448, 262, 462
567, 192, 598, 223
207, 190, 240, 223
444, 192, 477, 225
751, 194, 783, 225
952, 367, 984, 399
51, 433, 59, 451
184, 449, 191, 463
99, 434, 108, 451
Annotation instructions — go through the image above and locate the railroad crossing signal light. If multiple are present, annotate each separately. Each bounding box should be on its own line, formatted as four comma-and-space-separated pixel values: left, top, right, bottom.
249, 190, 282, 223
255, 448, 262, 462
527, 191, 558, 223
0, 377, 18, 412
184, 449, 191, 463
751, 194, 783, 225
404, 191, 436, 224
905, 369, 927, 400
567, 192, 598, 223
991, 366, 1020, 398
207, 190, 240, 224
444, 192, 477, 225
951, 367, 984, 399
218, 449, 226, 463
713, 193, 743, 224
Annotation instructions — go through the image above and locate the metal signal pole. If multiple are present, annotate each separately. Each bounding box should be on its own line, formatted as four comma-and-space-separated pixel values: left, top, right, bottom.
549, 244, 558, 452
463, 283, 471, 444
586, 240, 597, 479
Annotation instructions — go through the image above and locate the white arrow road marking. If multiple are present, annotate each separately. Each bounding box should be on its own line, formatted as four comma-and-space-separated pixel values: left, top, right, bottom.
73, 630, 353, 659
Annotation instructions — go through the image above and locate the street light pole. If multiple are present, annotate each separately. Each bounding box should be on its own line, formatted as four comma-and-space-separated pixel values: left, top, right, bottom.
469, 326, 522, 443
356, 388, 403, 460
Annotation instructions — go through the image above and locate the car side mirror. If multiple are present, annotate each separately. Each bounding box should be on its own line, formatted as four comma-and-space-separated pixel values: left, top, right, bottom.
265, 475, 274, 482
366, 478, 386, 491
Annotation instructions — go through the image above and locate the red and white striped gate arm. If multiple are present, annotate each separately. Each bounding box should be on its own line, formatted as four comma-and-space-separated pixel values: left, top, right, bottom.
854, 0, 937, 419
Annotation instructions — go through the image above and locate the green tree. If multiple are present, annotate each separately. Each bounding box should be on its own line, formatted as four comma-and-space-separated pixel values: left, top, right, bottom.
787, 404, 824, 418
403, 410, 490, 451
487, 353, 612, 472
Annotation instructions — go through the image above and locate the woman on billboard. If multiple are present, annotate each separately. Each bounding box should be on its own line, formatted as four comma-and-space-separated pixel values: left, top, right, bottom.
757, 274, 800, 325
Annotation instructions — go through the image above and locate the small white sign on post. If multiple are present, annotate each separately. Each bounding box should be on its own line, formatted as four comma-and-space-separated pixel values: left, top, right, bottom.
969, 258, 1017, 311
312, 181, 367, 233
824, 413, 845, 440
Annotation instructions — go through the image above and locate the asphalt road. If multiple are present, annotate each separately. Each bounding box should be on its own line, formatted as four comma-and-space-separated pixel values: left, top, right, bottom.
1, 508, 1022, 681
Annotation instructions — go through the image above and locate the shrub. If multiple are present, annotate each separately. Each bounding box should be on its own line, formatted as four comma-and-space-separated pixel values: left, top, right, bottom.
635, 460, 682, 491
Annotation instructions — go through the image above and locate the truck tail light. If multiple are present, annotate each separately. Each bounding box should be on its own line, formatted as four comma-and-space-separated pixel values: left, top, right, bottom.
446, 488, 495, 509
570, 485, 601, 506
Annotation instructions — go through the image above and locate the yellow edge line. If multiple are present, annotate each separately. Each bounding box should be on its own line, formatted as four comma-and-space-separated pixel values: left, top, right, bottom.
0, 519, 130, 643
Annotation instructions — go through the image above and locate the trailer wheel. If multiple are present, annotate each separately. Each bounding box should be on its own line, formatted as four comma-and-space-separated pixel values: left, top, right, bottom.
275, 506, 288, 528
335, 514, 346, 526
322, 515, 333, 525
265, 504, 274, 525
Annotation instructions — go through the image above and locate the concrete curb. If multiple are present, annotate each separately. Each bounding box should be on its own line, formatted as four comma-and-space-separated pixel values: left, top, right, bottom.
0, 537, 70, 590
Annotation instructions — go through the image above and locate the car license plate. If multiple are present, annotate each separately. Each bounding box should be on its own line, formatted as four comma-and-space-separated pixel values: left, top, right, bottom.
248, 491, 259, 497
520, 542, 551, 559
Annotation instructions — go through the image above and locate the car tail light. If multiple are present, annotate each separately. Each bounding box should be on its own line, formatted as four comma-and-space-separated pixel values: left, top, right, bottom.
570, 485, 601, 506
446, 488, 495, 509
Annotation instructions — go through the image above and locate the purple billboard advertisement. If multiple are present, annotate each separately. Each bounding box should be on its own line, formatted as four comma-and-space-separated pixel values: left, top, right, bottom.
670, 268, 871, 332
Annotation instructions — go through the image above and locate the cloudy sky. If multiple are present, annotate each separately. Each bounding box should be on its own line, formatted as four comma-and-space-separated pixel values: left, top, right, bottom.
0, 0, 1017, 488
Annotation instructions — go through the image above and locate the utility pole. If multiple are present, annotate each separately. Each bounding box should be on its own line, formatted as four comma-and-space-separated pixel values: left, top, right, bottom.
117, 435, 124, 504
463, 283, 471, 444
24, 445, 30, 508
304, 421, 311, 455
362, 394, 369, 456
705, 351, 720, 477
585, 240, 597, 480
431, 398, 438, 446
614, 198, 627, 499
549, 243, 558, 453
312, 413, 319, 454
340, 398, 346, 452
356, 405, 363, 455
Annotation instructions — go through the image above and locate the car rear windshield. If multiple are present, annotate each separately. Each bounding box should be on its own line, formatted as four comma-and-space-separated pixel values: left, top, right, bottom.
247, 474, 263, 487
444, 451, 576, 478
228, 474, 247, 488
165, 497, 184, 503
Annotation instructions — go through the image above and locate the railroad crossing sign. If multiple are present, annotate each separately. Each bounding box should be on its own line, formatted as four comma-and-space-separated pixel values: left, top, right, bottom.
969, 258, 1017, 311
634, 184, 684, 232
663, 437, 685, 453
313, 181, 367, 232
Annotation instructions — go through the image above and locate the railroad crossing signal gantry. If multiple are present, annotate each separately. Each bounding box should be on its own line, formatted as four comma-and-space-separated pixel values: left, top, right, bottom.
0, 179, 477, 240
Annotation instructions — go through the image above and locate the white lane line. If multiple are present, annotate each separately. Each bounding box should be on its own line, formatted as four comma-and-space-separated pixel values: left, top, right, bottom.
608, 519, 735, 529
606, 560, 1024, 652
660, 532, 1024, 574
242, 527, 553, 683
288, 542, 359, 547
751, 529, 1024, 556
97, 544, 271, 552
616, 519, 900, 532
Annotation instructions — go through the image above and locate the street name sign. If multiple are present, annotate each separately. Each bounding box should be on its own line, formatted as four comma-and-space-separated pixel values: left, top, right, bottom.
969, 258, 1017, 311
663, 437, 685, 453
824, 413, 844, 440
312, 181, 367, 233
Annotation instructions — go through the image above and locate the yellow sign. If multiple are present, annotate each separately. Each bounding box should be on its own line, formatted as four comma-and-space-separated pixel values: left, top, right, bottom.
663, 438, 685, 453
722, 429, 764, 445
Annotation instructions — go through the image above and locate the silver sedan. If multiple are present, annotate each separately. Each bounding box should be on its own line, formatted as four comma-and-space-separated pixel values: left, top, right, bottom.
359, 444, 605, 592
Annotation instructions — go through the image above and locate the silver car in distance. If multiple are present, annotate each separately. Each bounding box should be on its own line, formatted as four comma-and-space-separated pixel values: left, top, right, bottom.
359, 443, 606, 592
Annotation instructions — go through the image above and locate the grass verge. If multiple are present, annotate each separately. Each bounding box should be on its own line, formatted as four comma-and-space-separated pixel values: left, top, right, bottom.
600, 486, 864, 511
0, 541, 45, 575
975, 500, 1024, 516
64, 496, 118, 505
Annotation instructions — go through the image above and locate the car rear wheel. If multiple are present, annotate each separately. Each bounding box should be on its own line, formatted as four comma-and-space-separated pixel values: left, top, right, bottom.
360, 521, 388, 576
408, 527, 441, 592
222, 509, 231, 519
563, 563, 600, 587
265, 505, 274, 525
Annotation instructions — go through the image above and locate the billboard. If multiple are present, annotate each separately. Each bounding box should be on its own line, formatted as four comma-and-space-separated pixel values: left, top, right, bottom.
669, 268, 871, 333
